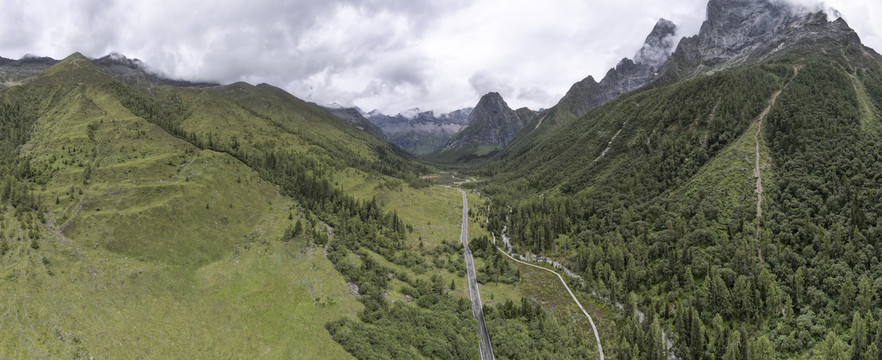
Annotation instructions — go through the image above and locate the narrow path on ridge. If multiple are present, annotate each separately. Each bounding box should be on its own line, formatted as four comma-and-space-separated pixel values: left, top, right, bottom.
456, 189, 495, 360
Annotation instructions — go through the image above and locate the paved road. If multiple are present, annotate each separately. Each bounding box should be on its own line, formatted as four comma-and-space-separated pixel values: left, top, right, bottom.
497, 248, 605, 360
457, 189, 495, 360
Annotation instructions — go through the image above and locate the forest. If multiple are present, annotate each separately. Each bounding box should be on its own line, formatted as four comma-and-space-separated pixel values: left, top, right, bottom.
476, 57, 882, 358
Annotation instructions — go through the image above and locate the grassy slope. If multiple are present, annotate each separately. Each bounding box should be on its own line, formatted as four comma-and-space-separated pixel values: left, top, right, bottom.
0, 55, 364, 359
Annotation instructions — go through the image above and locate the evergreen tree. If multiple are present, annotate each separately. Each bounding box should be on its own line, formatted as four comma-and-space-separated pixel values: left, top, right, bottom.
748, 335, 775, 359
857, 274, 875, 313
823, 332, 848, 360
852, 312, 868, 360
839, 277, 856, 314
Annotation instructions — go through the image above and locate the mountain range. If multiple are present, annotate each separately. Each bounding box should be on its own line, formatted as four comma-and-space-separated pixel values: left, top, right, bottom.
361, 107, 473, 155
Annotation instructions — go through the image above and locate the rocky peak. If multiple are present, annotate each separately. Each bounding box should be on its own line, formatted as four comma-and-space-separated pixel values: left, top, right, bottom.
475, 92, 508, 112
698, 0, 798, 65
556, 18, 675, 118
660, 0, 862, 79
442, 92, 534, 150
634, 18, 678, 69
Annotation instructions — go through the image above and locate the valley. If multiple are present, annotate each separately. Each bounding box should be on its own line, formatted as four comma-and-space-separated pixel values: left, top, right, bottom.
2, 0, 882, 359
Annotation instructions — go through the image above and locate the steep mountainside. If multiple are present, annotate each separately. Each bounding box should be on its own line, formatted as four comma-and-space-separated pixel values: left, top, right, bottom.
658, 0, 863, 82
0, 52, 472, 359
477, 0, 882, 358
497, 18, 679, 161
366, 107, 472, 155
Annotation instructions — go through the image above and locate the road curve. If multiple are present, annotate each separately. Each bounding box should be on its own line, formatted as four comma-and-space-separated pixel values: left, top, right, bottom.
497, 248, 605, 360
457, 189, 495, 360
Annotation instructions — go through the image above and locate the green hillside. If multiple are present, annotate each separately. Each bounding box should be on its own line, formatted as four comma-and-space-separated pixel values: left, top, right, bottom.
0, 53, 592, 359
474, 37, 882, 357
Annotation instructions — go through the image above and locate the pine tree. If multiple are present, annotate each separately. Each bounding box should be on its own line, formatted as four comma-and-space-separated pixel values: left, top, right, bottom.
294, 218, 303, 237
857, 274, 875, 313
689, 308, 705, 360
875, 315, 882, 360
852, 312, 868, 360
823, 332, 848, 360
839, 277, 855, 314
865, 343, 880, 360
748, 335, 775, 359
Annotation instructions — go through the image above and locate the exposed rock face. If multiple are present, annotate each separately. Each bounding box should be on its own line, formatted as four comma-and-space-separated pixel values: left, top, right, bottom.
557, 18, 678, 118
442, 92, 536, 150
322, 106, 386, 139
659, 0, 862, 80
634, 18, 679, 68
367, 108, 472, 155
0, 55, 60, 86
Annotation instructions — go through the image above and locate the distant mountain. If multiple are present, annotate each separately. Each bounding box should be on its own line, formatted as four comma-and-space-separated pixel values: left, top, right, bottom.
321, 105, 386, 139
441, 92, 536, 153
365, 107, 472, 155
0, 55, 60, 87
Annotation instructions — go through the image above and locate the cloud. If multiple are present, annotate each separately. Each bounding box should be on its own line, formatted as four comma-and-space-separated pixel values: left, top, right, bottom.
1, 0, 880, 114
468, 71, 513, 96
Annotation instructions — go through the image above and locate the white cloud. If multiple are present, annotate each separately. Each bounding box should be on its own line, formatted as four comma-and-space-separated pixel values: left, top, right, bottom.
0, 0, 880, 114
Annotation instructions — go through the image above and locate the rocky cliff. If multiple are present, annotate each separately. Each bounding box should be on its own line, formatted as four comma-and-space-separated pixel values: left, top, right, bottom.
557, 18, 678, 118
658, 0, 863, 81
442, 92, 536, 150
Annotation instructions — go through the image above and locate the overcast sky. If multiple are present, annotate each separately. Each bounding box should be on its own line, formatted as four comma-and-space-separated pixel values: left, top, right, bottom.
2, 0, 880, 114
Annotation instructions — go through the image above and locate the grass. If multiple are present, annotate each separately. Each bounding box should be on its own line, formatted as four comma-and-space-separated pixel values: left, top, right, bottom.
0, 224, 361, 359
0, 56, 368, 359
0, 53, 561, 360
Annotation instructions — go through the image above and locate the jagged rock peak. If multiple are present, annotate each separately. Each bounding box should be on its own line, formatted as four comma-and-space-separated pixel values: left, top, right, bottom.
634, 18, 678, 68
476, 92, 508, 109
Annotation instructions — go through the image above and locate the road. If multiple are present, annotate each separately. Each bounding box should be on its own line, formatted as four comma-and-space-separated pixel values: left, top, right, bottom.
457, 189, 495, 360
497, 248, 605, 360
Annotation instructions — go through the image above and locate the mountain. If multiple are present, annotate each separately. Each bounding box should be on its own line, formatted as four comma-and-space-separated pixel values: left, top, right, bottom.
0, 55, 59, 87
480, 0, 882, 358
92, 52, 219, 88
658, 0, 863, 81
557, 18, 678, 119
0, 52, 218, 90
0, 52, 479, 359
365, 107, 472, 155
439, 92, 536, 157
495, 18, 680, 162
321, 105, 386, 139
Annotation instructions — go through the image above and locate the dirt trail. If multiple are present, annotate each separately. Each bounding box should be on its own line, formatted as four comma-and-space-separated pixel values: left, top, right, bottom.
754, 65, 802, 263
497, 249, 604, 360
753, 90, 781, 264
